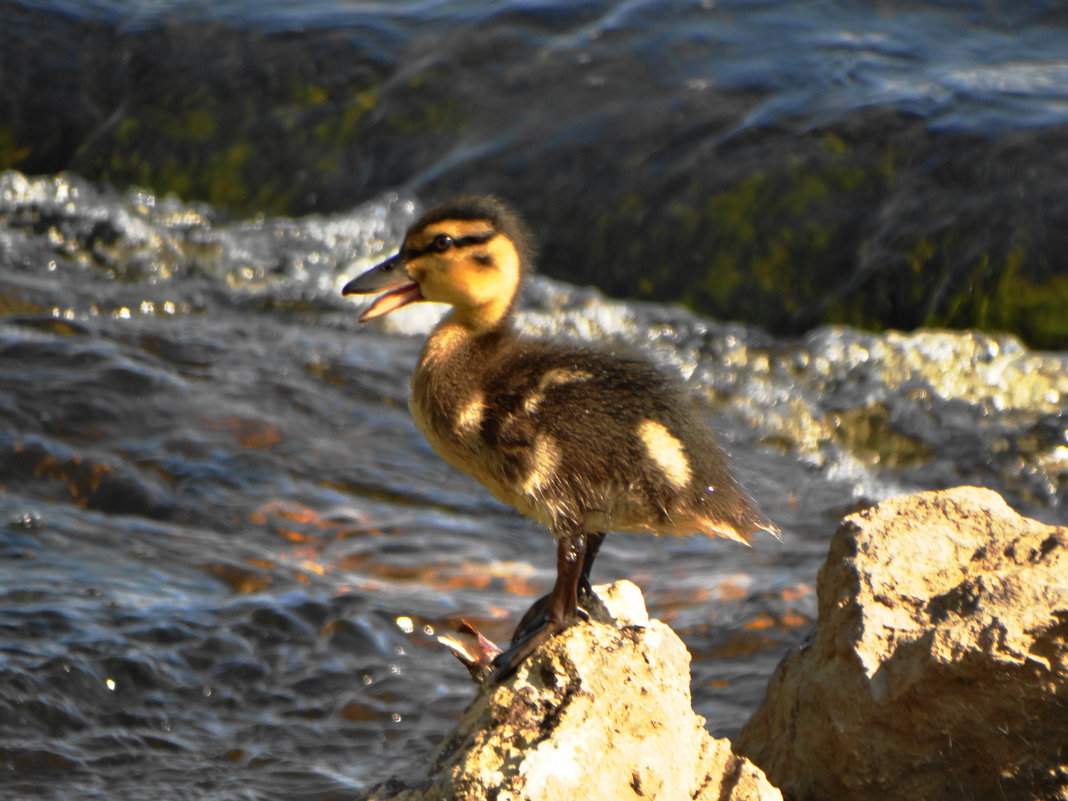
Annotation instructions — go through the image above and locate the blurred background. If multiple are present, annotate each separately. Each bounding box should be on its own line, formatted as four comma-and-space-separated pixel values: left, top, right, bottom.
1, 1, 1066, 798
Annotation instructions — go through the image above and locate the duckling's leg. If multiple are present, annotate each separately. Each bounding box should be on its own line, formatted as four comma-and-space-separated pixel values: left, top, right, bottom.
578, 531, 605, 597
489, 530, 594, 681
507, 530, 605, 648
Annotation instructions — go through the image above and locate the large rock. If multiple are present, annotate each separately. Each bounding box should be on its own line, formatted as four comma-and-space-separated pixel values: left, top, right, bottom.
365, 581, 781, 801
7, 5, 1068, 349
737, 487, 1068, 801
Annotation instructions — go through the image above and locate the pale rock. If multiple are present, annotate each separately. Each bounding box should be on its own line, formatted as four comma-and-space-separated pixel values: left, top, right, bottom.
364, 580, 781, 801
737, 486, 1068, 801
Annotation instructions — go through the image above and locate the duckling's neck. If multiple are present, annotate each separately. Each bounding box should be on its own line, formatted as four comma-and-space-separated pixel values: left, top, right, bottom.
445, 298, 514, 336
420, 311, 510, 370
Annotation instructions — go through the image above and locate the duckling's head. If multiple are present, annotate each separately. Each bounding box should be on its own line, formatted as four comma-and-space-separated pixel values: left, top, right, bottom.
343, 195, 534, 331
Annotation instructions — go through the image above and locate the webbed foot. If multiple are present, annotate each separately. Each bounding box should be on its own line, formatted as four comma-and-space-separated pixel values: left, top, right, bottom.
484, 531, 605, 683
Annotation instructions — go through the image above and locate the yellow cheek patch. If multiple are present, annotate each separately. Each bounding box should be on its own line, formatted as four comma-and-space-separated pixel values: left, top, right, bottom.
638, 419, 692, 489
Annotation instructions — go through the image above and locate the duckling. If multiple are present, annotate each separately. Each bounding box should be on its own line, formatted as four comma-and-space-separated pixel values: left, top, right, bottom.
342, 195, 778, 680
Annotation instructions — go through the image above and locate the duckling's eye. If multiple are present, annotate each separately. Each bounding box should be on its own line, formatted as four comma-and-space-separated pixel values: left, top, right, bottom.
430, 233, 454, 253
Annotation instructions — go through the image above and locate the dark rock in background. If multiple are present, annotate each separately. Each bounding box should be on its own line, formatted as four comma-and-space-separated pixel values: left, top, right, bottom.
3, 2, 1067, 347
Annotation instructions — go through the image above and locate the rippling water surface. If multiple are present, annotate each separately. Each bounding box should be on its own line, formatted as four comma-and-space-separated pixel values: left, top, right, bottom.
2, 1, 1068, 798
21, 0, 1068, 135
1, 169, 1065, 799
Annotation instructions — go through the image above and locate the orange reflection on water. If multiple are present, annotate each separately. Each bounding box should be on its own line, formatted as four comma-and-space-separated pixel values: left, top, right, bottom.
339, 701, 380, 722
715, 575, 751, 601
17, 444, 114, 508
742, 609, 810, 631
338, 554, 542, 595
197, 414, 283, 450
704, 632, 781, 659
780, 582, 813, 601
241, 499, 553, 600
250, 499, 380, 542
206, 563, 273, 593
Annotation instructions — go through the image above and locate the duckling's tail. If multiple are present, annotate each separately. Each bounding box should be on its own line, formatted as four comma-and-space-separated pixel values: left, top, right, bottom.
698, 514, 780, 546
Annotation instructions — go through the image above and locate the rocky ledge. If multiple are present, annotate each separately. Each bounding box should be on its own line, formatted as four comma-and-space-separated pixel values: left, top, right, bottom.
738, 486, 1068, 801
363, 580, 781, 801
362, 487, 1066, 801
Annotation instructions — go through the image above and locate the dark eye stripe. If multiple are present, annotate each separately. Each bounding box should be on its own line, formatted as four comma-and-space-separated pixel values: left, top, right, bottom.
451, 232, 496, 249
406, 230, 496, 259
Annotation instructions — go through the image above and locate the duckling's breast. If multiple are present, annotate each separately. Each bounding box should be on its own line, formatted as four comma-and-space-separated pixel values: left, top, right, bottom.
409, 385, 488, 480
408, 325, 517, 502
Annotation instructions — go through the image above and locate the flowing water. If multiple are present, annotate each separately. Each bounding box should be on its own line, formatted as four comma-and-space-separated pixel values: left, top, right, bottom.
1, 1, 1067, 799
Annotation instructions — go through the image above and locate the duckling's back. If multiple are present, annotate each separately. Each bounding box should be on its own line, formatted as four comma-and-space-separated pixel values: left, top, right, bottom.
411, 325, 778, 544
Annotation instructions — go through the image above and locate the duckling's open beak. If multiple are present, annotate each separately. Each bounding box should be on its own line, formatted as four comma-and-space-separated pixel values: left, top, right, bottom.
342, 254, 424, 322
